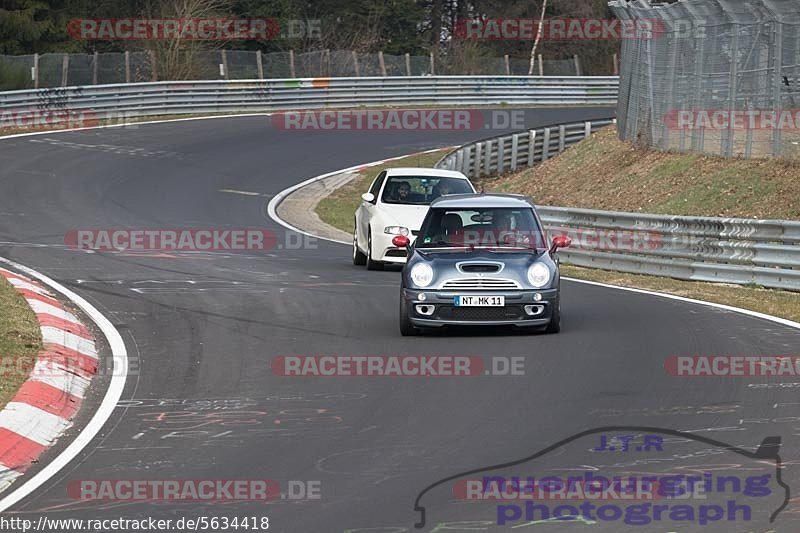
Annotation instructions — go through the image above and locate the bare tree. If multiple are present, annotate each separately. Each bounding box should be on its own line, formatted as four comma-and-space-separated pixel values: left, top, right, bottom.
143, 0, 232, 81
527, 0, 548, 75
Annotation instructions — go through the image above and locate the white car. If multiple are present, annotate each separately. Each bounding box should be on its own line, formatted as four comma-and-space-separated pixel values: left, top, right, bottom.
353, 168, 476, 269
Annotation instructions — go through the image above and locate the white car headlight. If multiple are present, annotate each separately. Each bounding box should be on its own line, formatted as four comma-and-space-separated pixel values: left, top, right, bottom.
384, 226, 409, 236
527, 263, 551, 288
410, 263, 434, 287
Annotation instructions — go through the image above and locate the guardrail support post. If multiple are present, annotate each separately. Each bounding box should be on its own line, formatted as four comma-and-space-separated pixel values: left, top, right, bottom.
497, 138, 505, 173
405, 53, 412, 76
542, 127, 551, 160
510, 134, 519, 171
613, 53, 619, 76
256, 52, 264, 79
527, 130, 536, 166
558, 125, 566, 152
484, 140, 492, 175
61, 54, 69, 87
584, 121, 592, 139
504, 55, 510, 75
461, 146, 472, 176
455, 149, 464, 175
125, 51, 131, 83
289, 50, 296, 78
474, 142, 483, 177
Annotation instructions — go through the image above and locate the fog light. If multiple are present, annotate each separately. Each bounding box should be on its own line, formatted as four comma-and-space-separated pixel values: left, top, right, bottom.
418, 293, 427, 302
415, 304, 435, 316
533, 293, 542, 302
524, 304, 545, 316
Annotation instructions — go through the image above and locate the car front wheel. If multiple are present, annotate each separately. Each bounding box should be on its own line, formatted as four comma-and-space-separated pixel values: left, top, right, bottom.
399, 294, 421, 336
544, 297, 561, 334
353, 227, 367, 266
366, 229, 383, 271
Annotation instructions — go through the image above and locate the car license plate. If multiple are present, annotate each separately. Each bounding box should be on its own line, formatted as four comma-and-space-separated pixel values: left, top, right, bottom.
454, 295, 505, 307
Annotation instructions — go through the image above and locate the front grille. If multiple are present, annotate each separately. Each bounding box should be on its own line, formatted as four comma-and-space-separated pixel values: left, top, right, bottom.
436, 306, 526, 321
460, 264, 501, 273
440, 278, 520, 290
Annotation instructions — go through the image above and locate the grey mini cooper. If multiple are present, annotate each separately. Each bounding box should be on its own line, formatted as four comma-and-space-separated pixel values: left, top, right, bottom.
394, 194, 571, 336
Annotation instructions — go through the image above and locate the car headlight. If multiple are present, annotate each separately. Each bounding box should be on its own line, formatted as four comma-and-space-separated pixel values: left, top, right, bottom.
384, 226, 409, 236
409, 263, 434, 287
527, 263, 551, 288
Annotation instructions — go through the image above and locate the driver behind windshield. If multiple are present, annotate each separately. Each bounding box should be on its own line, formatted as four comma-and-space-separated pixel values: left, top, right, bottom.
389, 181, 412, 203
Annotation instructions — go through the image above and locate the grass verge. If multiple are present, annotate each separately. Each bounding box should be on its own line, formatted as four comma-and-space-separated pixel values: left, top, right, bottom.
0, 276, 43, 410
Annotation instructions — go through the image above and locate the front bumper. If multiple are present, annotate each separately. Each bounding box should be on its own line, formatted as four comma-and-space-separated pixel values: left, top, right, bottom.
374, 232, 411, 264
402, 288, 558, 327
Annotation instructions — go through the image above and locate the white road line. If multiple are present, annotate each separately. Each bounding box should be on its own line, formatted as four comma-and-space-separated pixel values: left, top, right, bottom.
0, 257, 128, 513
41, 327, 97, 358
0, 403, 70, 447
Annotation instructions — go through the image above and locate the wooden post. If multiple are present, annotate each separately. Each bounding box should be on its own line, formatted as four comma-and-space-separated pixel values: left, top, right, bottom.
256, 51, 264, 79
33, 53, 39, 88
573, 54, 582, 76
289, 49, 296, 78
504, 54, 510, 75
613, 53, 619, 76
149, 50, 157, 81
61, 54, 69, 86
352, 50, 360, 76
92, 51, 99, 84
125, 51, 131, 83
537, 54, 544, 76
221, 49, 229, 79
378, 51, 387, 76
405, 53, 411, 76
429, 51, 435, 75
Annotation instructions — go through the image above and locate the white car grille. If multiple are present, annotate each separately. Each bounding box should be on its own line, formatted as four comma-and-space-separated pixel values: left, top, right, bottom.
440, 278, 521, 290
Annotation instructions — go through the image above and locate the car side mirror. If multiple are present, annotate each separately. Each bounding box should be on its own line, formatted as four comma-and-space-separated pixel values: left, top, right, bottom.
550, 235, 571, 253
361, 192, 375, 203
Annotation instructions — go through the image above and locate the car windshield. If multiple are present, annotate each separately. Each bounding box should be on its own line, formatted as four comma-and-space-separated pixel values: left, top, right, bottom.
381, 176, 472, 205
416, 207, 547, 249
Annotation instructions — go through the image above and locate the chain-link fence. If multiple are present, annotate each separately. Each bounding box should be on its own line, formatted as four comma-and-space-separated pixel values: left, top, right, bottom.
0, 49, 586, 91
610, 0, 800, 159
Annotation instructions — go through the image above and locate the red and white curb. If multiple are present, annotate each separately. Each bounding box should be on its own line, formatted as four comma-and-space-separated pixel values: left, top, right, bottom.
0, 267, 98, 494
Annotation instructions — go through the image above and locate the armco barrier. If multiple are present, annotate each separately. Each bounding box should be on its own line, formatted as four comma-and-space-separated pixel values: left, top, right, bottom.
436, 121, 800, 291
0, 76, 619, 121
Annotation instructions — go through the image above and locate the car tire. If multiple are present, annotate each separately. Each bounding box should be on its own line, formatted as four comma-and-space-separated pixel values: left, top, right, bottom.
399, 295, 421, 336
366, 229, 383, 271
544, 297, 561, 334
353, 227, 367, 266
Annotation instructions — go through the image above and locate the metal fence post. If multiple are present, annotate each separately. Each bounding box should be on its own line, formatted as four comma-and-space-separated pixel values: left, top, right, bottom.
504, 55, 510, 75
538, 54, 544, 76
289, 49, 296, 78
125, 51, 131, 83
256, 52, 264, 79
772, 21, 784, 156
149, 50, 157, 82
61, 54, 69, 86
92, 51, 98, 84
352, 51, 360, 76
33, 53, 38, 88
221, 50, 229, 80
378, 51, 387, 76
573, 55, 582, 76
405, 53, 411, 76
724, 26, 740, 157
429, 52, 435, 75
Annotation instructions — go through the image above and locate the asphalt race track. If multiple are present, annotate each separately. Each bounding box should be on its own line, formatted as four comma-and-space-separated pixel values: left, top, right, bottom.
1, 107, 800, 532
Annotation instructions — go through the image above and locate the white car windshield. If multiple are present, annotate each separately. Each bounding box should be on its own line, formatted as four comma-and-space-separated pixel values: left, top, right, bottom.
381, 176, 472, 205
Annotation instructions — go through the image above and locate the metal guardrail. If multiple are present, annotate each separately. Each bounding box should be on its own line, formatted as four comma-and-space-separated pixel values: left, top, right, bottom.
435, 120, 800, 291
0, 77, 620, 121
